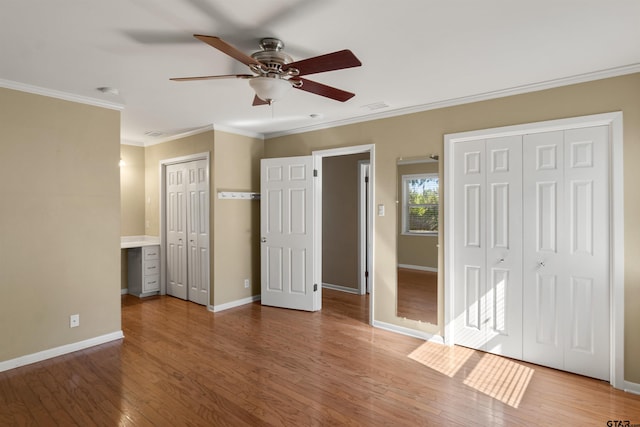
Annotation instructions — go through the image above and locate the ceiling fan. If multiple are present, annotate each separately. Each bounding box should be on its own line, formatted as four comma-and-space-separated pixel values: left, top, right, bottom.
170, 35, 362, 106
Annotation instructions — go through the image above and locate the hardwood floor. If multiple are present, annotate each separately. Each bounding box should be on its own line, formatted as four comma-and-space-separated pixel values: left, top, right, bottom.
397, 268, 437, 324
2, 290, 639, 426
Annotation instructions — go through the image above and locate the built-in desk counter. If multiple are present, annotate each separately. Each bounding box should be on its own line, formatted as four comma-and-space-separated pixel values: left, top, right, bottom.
121, 236, 161, 297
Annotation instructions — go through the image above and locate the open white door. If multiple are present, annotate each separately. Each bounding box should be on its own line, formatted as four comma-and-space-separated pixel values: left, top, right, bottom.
261, 156, 318, 311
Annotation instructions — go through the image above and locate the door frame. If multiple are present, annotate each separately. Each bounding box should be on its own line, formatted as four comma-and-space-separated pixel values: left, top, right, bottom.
159, 152, 211, 304
443, 112, 624, 388
312, 144, 375, 323
358, 160, 371, 295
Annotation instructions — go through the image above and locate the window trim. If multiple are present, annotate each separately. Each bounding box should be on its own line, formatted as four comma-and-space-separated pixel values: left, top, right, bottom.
401, 172, 439, 236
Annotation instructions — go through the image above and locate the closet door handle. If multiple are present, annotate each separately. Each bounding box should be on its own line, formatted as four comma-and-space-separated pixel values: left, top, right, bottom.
537, 261, 546, 268
261, 237, 267, 243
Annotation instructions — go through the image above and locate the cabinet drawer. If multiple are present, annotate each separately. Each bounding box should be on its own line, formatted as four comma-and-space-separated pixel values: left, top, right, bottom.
142, 274, 160, 292
143, 245, 160, 261
144, 259, 160, 275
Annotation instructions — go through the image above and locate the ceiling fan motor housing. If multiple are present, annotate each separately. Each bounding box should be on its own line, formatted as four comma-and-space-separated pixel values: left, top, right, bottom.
250, 38, 298, 78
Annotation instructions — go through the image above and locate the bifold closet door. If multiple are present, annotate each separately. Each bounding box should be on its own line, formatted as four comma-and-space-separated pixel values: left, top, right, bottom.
453, 135, 523, 360
522, 126, 610, 381
186, 159, 209, 306
167, 163, 188, 300
166, 160, 209, 305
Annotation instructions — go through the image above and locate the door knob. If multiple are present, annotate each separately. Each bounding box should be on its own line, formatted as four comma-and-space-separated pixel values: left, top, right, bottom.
261, 237, 267, 243
537, 261, 546, 268
498, 258, 505, 263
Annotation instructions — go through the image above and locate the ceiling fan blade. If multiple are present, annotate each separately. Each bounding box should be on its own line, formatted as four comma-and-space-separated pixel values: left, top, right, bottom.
170, 74, 253, 82
252, 95, 270, 106
293, 78, 355, 102
194, 34, 264, 67
284, 50, 362, 76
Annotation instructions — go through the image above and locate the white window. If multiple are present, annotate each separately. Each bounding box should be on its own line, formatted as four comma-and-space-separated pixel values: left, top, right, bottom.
402, 173, 439, 235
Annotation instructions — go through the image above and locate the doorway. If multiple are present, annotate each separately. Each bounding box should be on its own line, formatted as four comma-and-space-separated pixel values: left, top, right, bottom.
160, 153, 211, 306
260, 144, 375, 324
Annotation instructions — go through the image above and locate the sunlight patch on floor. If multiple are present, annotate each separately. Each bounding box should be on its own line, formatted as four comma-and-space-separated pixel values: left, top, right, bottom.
408, 341, 475, 377
408, 342, 534, 408
463, 353, 534, 408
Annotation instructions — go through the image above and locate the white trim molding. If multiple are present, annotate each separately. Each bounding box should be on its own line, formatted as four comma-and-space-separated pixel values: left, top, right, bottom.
322, 283, 360, 294
0, 78, 124, 111
624, 381, 640, 395
373, 320, 444, 344
264, 63, 640, 139
398, 264, 437, 273
209, 295, 261, 313
0, 331, 124, 373
312, 144, 375, 324
444, 111, 625, 389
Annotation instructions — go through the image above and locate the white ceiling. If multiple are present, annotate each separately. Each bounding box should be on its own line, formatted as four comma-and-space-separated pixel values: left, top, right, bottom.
1, 0, 639, 144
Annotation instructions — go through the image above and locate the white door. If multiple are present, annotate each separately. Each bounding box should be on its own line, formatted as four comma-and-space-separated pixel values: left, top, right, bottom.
166, 160, 210, 305
261, 156, 317, 311
453, 139, 487, 350
523, 126, 610, 380
187, 159, 209, 305
453, 136, 523, 359
167, 163, 188, 300
484, 135, 523, 359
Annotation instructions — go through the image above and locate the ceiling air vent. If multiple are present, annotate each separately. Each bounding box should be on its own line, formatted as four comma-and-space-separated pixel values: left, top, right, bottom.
144, 131, 164, 137
361, 101, 389, 111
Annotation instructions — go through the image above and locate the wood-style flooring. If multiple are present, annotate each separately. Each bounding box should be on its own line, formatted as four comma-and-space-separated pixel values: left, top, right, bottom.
1, 290, 639, 426
397, 268, 437, 324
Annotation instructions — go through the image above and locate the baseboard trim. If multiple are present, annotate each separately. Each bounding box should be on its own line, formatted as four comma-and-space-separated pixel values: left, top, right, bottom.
209, 295, 261, 313
120, 288, 128, 295
372, 320, 444, 344
398, 264, 438, 273
0, 331, 124, 373
322, 283, 360, 294
624, 381, 640, 395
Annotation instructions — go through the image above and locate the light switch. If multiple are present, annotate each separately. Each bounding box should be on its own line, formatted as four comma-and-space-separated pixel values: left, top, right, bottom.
377, 204, 385, 216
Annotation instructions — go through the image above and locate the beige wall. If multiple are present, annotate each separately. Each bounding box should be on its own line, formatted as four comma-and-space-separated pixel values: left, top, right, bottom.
0, 88, 122, 362
120, 144, 145, 236
322, 153, 369, 290
212, 130, 264, 305
265, 73, 640, 383
144, 130, 215, 303
120, 144, 145, 291
397, 162, 439, 269
143, 129, 263, 307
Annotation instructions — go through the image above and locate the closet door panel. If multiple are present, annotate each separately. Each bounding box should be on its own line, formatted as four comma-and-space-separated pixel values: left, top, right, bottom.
563, 126, 609, 381
166, 164, 188, 300
484, 136, 522, 359
522, 131, 565, 369
453, 140, 487, 350
187, 159, 210, 306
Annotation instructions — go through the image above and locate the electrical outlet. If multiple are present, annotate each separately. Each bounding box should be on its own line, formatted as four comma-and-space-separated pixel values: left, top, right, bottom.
70, 314, 80, 328
244, 279, 250, 289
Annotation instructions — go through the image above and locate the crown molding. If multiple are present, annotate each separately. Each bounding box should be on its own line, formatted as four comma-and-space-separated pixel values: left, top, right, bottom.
142, 124, 214, 147
120, 139, 145, 147
0, 78, 124, 111
213, 124, 265, 140
263, 63, 640, 139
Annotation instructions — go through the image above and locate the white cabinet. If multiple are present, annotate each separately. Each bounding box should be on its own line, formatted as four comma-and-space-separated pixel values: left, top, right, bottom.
127, 245, 160, 297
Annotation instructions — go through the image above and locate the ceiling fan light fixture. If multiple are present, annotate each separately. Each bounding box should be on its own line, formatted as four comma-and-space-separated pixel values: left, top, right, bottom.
249, 76, 292, 103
